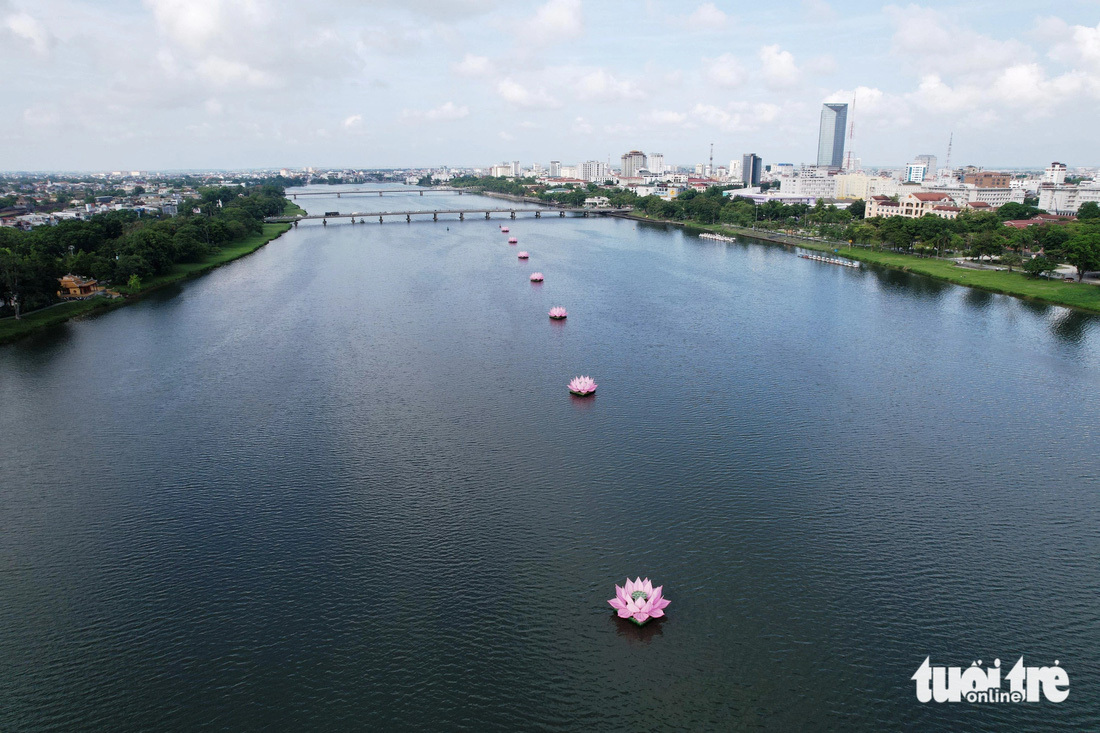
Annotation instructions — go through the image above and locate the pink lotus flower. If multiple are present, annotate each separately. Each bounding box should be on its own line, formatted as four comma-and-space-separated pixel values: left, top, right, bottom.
567, 375, 596, 396
508, 237, 518, 244
501, 226, 510, 232
517, 251, 529, 259
608, 577, 670, 625
548, 307, 567, 320
529, 272, 543, 282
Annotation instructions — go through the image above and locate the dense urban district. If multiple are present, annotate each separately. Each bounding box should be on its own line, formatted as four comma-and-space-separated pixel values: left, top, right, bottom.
3, 102, 1100, 341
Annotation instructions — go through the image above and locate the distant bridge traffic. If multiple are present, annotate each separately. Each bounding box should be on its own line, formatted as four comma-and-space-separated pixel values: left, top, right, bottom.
287, 188, 460, 198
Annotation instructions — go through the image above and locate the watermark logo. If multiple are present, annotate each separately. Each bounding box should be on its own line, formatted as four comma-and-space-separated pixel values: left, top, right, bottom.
912, 657, 1069, 703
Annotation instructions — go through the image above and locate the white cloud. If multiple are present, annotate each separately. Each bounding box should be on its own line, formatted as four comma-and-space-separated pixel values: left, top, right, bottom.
204, 98, 223, 115
691, 102, 781, 133
759, 45, 800, 87
527, 0, 582, 40
703, 53, 744, 87
453, 53, 492, 77
684, 3, 726, 30
4, 11, 50, 55
643, 109, 687, 125
343, 114, 363, 128
884, 5, 1032, 76
575, 69, 644, 101
496, 78, 560, 108
402, 101, 470, 121
572, 116, 593, 134
195, 57, 275, 89
498, 130, 514, 141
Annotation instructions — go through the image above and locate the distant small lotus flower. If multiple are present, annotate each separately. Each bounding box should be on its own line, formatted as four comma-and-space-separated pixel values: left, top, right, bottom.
567, 375, 596, 396
501, 226, 510, 232
608, 577, 669, 625
529, 272, 543, 282
517, 251, 529, 259
508, 237, 518, 244
548, 307, 567, 320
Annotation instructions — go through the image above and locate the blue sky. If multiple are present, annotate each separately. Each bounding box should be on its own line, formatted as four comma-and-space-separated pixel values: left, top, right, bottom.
2, 0, 1099, 171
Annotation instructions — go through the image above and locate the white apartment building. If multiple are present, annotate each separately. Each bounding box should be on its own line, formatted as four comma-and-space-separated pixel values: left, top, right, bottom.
1038, 183, 1100, 215
778, 174, 837, 198
649, 154, 665, 175
728, 159, 742, 182
578, 160, 609, 182
1044, 162, 1067, 185
549, 161, 561, 177
904, 163, 927, 183
560, 165, 578, 179
833, 174, 900, 200
921, 182, 1025, 208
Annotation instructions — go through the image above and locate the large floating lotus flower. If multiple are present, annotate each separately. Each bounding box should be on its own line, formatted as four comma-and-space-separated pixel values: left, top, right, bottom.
548, 307, 567, 320
517, 251, 529, 259
529, 272, 544, 282
568, 375, 596, 396
501, 226, 510, 232
508, 237, 518, 244
608, 577, 670, 625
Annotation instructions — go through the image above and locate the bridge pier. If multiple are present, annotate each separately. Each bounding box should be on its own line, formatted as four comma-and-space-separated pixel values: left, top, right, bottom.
407, 214, 411, 223
337, 193, 341, 198
485, 212, 490, 219
584, 211, 589, 217
379, 215, 383, 224
510, 211, 516, 219
535, 211, 540, 218
559, 211, 565, 217
323, 219, 327, 226
459, 212, 464, 221
293, 220, 298, 227
433, 212, 438, 221
379, 192, 383, 197
419, 191, 423, 196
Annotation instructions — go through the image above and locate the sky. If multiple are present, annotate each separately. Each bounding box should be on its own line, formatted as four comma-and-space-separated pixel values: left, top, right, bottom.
2, 0, 1100, 172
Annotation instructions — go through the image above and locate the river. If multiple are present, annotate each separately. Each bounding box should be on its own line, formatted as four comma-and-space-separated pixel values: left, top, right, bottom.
1, 183, 1098, 731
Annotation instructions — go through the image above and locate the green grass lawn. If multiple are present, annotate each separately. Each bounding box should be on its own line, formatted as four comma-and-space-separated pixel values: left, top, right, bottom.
629, 213, 1100, 314
0, 200, 299, 345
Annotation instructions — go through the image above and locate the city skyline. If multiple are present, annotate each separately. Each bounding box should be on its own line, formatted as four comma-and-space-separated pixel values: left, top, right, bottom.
2, 1, 1100, 170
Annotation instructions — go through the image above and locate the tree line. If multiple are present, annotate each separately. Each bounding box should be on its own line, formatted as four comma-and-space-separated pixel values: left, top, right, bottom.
0, 185, 288, 318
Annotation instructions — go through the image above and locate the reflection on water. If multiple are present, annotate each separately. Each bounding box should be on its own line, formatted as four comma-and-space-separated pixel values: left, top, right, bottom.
1052, 309, 1094, 344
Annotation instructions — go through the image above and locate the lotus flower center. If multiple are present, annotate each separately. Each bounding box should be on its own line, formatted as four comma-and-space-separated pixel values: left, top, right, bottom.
631, 590, 648, 602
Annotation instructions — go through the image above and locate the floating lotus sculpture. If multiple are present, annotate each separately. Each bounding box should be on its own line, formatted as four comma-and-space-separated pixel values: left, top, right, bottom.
508, 237, 518, 244
517, 251, 529, 259
529, 272, 544, 282
567, 375, 596, 396
548, 307, 567, 320
501, 226, 510, 233
608, 577, 670, 625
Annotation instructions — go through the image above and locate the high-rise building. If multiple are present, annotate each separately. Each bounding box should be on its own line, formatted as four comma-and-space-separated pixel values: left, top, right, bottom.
742, 154, 762, 186
817, 103, 847, 169
904, 163, 927, 183
578, 160, 609, 182
620, 150, 647, 177
649, 153, 665, 175
549, 161, 561, 177
511, 160, 521, 177
913, 154, 937, 178
1045, 162, 1067, 185
728, 159, 742, 181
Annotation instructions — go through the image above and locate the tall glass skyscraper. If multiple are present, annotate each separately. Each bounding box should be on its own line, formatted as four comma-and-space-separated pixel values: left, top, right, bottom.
817, 103, 848, 169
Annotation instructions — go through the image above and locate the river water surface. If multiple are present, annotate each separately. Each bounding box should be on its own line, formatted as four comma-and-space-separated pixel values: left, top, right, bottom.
1, 184, 1098, 731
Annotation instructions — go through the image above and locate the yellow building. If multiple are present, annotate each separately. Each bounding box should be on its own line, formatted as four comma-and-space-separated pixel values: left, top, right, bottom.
57, 274, 106, 299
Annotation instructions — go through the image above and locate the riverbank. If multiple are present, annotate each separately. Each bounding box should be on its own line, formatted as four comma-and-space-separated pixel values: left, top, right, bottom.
627, 212, 1100, 315
0, 200, 305, 345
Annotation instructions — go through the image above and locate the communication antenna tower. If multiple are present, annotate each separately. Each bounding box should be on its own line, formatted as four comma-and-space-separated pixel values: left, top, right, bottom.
709, 142, 714, 176
845, 92, 856, 170
944, 132, 953, 177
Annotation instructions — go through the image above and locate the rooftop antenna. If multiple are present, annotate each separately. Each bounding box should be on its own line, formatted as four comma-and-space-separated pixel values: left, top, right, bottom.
709, 142, 714, 176
845, 92, 856, 170
944, 132, 953, 177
